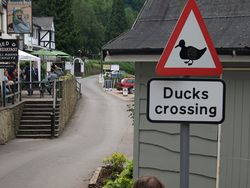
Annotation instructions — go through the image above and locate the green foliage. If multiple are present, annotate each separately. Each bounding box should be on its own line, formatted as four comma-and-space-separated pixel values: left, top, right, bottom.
103, 160, 133, 188
41, 63, 47, 80
72, 0, 105, 56
59, 73, 74, 80
32, 0, 145, 56
54, 0, 76, 55
124, 0, 145, 11
84, 60, 102, 76
103, 152, 128, 178
127, 103, 135, 125
105, 0, 128, 42
125, 7, 138, 27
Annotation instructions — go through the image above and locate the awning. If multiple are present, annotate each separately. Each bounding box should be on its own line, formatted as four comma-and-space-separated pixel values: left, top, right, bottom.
31, 49, 71, 58
31, 49, 56, 56
18, 50, 41, 82
52, 50, 71, 57
19, 50, 41, 62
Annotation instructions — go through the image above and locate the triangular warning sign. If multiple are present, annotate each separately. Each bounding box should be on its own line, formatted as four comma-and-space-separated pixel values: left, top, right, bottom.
156, 0, 222, 76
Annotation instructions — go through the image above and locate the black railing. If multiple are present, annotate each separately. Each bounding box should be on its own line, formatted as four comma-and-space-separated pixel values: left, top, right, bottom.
50, 80, 57, 138
1, 80, 62, 108
1, 81, 21, 107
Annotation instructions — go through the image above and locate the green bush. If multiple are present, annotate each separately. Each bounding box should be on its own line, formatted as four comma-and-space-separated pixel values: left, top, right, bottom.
102, 153, 133, 188
84, 59, 101, 76
103, 160, 133, 188
103, 152, 127, 179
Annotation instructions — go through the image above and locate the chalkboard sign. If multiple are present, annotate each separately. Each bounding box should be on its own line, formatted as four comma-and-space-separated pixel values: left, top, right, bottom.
0, 39, 18, 68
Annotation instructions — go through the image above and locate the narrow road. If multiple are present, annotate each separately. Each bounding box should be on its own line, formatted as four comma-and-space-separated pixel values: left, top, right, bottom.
0, 75, 133, 188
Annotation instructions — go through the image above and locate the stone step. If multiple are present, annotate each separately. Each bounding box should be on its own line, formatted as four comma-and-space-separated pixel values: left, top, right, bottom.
23, 108, 59, 112
17, 129, 59, 135
18, 100, 61, 139
24, 104, 60, 108
16, 134, 59, 139
22, 112, 59, 116
25, 99, 55, 104
21, 116, 59, 120
20, 120, 59, 125
18, 125, 59, 129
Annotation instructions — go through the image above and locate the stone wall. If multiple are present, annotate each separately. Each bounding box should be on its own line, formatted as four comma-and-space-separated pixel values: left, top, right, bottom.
58, 78, 80, 134
0, 103, 24, 144
0, 77, 80, 143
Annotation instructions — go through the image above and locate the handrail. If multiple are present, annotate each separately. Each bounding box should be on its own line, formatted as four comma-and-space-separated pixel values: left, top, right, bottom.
1, 80, 62, 108
1, 81, 22, 107
51, 80, 57, 138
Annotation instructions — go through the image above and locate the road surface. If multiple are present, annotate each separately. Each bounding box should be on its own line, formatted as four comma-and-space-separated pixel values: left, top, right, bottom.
0, 75, 133, 188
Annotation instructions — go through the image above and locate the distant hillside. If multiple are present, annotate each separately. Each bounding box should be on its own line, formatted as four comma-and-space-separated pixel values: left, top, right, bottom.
32, 0, 145, 56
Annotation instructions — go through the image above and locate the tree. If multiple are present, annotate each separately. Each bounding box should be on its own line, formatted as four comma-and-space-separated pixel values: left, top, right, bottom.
105, 0, 128, 42
53, 0, 76, 54
32, 0, 56, 17
32, 0, 144, 56
72, 0, 104, 56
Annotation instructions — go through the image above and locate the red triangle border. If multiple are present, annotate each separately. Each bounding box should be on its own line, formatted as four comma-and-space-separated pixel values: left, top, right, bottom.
156, 0, 222, 77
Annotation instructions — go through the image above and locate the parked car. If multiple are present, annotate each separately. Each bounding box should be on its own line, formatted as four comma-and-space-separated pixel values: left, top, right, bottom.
116, 78, 135, 93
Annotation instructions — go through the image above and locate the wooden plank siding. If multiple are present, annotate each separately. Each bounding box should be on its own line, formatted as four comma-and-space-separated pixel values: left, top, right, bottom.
219, 71, 250, 188
134, 62, 218, 188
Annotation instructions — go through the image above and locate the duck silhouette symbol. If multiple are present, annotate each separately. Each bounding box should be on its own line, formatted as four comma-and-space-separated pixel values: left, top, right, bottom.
175, 39, 207, 66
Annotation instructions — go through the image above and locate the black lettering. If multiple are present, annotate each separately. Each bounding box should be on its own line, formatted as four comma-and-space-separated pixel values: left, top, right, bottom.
209, 107, 217, 117
155, 106, 162, 114
195, 103, 199, 114
164, 106, 169, 114
192, 88, 200, 99
202, 91, 209, 99
184, 90, 192, 99
175, 90, 183, 99
164, 87, 173, 98
200, 106, 208, 115
180, 106, 186, 114
187, 106, 194, 114
170, 106, 178, 114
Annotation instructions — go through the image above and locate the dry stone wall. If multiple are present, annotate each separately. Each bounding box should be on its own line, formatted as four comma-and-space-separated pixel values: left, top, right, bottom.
0, 77, 80, 143
0, 103, 24, 144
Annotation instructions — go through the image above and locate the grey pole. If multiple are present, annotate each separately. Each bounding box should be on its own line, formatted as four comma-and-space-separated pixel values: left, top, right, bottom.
180, 122, 190, 188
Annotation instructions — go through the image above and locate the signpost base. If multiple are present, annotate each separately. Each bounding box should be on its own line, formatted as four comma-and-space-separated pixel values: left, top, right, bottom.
180, 122, 190, 188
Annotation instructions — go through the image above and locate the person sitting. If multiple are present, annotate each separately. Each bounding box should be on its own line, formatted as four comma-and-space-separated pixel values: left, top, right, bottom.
133, 176, 165, 188
48, 70, 58, 82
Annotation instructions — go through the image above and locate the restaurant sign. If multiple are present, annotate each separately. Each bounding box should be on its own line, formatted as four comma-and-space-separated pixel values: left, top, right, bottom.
0, 39, 18, 62
0, 39, 18, 68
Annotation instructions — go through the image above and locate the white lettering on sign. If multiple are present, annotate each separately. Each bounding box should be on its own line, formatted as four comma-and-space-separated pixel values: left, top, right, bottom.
147, 79, 225, 124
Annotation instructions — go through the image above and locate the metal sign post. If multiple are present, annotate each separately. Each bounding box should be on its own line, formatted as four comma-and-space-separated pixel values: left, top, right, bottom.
147, 78, 225, 188
180, 122, 190, 188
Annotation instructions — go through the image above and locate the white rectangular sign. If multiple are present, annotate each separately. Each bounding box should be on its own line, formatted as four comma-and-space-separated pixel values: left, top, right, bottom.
147, 78, 225, 124
111, 64, 119, 71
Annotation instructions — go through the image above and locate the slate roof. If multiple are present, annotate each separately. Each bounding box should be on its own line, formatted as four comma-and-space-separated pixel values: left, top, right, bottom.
33, 17, 54, 31
103, 0, 250, 56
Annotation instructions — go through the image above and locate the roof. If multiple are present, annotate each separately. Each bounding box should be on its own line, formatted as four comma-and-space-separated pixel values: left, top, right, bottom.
33, 17, 54, 31
103, 0, 250, 56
